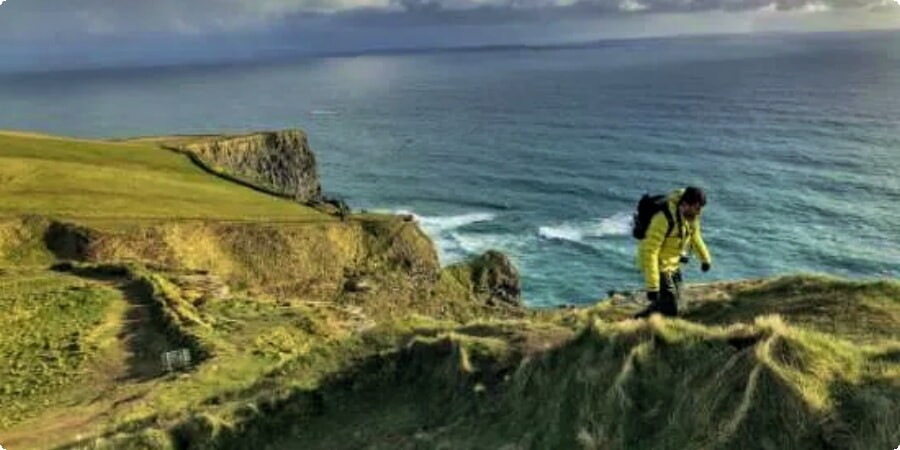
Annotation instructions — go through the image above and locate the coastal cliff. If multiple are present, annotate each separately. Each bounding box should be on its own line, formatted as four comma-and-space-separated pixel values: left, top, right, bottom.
0, 130, 896, 450
175, 130, 322, 203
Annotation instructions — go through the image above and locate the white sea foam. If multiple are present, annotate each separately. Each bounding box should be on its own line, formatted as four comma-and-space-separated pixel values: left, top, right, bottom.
593, 212, 632, 237
309, 110, 339, 116
442, 231, 528, 265
394, 211, 496, 234
538, 212, 632, 243
538, 224, 584, 242
449, 231, 515, 255
385, 210, 498, 263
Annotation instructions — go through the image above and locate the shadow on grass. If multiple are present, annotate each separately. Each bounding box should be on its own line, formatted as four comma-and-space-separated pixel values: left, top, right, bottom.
43, 221, 92, 261
179, 336, 492, 450
116, 280, 179, 381
55, 263, 179, 382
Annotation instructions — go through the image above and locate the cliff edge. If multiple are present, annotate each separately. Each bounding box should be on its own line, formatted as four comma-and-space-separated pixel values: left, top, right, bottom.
174, 130, 322, 203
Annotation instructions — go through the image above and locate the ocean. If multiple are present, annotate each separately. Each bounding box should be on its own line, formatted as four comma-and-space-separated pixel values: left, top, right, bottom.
2, 31, 898, 307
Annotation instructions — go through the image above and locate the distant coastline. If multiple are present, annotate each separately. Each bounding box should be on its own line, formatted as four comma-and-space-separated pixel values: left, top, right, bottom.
2, 28, 898, 77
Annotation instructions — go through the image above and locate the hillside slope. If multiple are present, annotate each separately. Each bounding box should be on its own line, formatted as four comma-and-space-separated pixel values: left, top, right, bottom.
0, 131, 896, 450
0, 131, 522, 449
192, 276, 899, 450
0, 131, 510, 317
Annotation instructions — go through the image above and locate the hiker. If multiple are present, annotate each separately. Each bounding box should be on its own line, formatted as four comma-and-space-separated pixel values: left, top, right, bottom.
633, 187, 712, 318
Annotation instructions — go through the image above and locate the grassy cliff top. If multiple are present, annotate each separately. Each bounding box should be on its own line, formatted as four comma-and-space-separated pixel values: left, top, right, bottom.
0, 132, 326, 222
0, 130, 896, 450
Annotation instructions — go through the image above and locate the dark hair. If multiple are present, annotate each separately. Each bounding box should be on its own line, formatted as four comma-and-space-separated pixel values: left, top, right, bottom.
681, 186, 707, 207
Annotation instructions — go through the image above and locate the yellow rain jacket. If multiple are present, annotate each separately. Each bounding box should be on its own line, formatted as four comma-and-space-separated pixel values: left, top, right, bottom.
637, 189, 712, 292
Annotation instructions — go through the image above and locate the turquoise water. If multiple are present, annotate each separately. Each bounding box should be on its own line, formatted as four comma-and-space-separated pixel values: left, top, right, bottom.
1, 31, 898, 306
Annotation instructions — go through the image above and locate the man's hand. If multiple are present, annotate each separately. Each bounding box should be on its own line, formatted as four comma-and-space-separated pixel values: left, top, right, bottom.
647, 291, 659, 302
701, 262, 711, 272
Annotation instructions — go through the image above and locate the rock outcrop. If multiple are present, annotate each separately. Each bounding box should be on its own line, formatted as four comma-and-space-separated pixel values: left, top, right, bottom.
180, 130, 322, 203
469, 250, 522, 307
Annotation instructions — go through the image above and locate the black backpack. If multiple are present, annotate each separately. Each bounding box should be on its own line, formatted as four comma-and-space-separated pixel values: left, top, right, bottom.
632, 194, 675, 240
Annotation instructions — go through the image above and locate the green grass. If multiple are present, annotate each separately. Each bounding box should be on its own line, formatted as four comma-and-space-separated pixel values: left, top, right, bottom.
0, 131, 480, 449
0, 132, 327, 221
111, 275, 893, 450
2, 269, 897, 450
584, 275, 900, 345
0, 216, 56, 267
0, 262, 380, 450
219, 314, 897, 450
0, 269, 117, 428
684, 275, 900, 345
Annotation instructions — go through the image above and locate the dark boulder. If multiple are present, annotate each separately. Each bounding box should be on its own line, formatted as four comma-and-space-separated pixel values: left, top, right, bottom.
469, 250, 522, 307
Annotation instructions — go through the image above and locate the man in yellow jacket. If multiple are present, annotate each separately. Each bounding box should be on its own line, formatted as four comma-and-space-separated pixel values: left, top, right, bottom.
635, 187, 712, 318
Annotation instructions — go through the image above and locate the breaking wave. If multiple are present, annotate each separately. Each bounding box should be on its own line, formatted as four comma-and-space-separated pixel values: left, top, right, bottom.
417, 212, 497, 233
538, 212, 632, 244
386, 210, 500, 263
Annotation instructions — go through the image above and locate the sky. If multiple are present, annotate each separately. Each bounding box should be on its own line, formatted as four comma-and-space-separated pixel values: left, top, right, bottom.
0, 0, 898, 71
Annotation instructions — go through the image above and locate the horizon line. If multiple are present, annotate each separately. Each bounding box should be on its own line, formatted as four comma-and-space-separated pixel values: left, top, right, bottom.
2, 26, 898, 78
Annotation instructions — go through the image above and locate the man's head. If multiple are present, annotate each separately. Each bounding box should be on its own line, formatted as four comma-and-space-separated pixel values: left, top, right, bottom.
679, 186, 706, 220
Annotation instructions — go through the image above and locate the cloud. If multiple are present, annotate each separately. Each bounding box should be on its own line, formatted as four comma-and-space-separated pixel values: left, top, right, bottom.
0, 0, 897, 72
0, 0, 896, 39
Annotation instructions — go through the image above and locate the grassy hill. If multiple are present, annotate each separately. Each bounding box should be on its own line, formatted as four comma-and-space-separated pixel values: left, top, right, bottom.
0, 132, 326, 221
0, 131, 466, 314
0, 131, 896, 450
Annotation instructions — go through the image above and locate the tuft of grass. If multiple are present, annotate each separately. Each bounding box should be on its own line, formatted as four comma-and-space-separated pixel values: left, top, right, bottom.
686, 275, 900, 344
210, 309, 897, 450
0, 216, 55, 267
81, 428, 175, 450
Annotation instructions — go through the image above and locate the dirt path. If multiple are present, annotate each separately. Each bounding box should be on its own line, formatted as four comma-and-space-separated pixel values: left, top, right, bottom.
0, 277, 174, 450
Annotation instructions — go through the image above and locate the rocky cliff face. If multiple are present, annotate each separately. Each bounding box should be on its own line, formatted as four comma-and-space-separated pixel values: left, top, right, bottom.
181, 130, 322, 203
469, 250, 522, 307
437, 249, 523, 312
